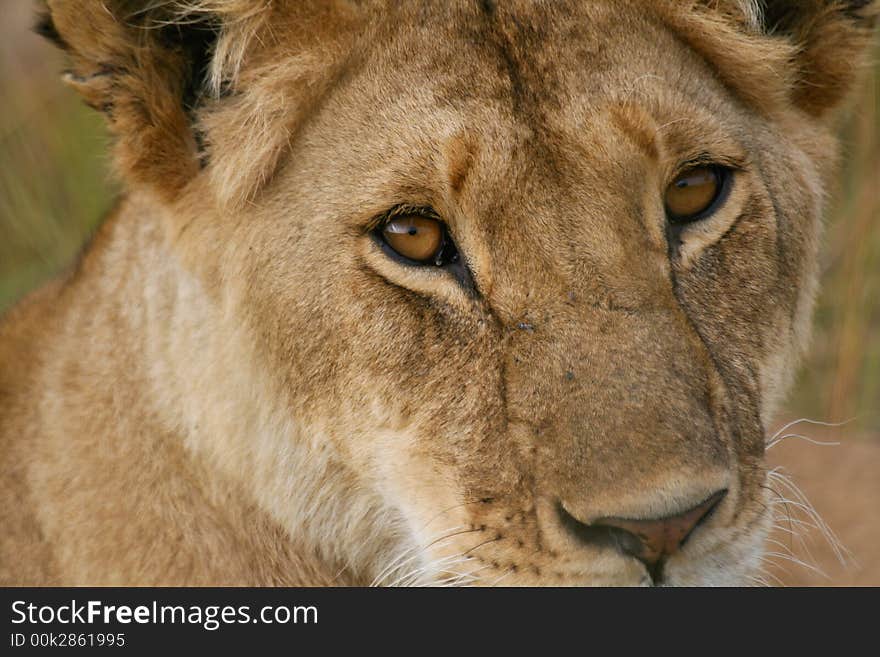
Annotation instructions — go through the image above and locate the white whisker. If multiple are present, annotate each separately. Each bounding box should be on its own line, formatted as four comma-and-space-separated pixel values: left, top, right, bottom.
489, 568, 516, 587
766, 432, 841, 450
370, 525, 473, 587
390, 554, 476, 588
768, 469, 850, 565
762, 551, 829, 579
767, 417, 855, 443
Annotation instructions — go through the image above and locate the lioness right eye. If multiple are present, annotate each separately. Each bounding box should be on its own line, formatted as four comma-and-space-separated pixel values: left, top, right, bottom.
664, 165, 729, 224
377, 213, 460, 267
383, 215, 442, 261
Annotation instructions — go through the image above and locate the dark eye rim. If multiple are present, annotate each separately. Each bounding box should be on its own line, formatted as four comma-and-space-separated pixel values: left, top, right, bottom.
370, 206, 460, 268
665, 164, 733, 225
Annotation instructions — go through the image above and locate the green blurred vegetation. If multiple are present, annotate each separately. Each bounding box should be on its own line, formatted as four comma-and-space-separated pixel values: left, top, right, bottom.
787, 37, 880, 433
0, 99, 114, 306
0, 3, 117, 310
0, 9, 878, 432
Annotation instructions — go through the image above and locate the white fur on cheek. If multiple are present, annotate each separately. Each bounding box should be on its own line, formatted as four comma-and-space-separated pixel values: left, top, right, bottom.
145, 260, 412, 583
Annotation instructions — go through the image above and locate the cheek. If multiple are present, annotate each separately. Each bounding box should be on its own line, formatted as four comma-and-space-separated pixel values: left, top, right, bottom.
675, 192, 781, 355
669, 197, 783, 456
751, 149, 825, 421
368, 427, 465, 535
672, 154, 823, 428
243, 218, 505, 434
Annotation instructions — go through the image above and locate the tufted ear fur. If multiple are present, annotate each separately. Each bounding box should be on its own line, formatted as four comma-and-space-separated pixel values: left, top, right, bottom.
36, 1, 358, 208
757, 0, 879, 117
655, 1, 877, 119
655, 0, 880, 119
37, 1, 232, 202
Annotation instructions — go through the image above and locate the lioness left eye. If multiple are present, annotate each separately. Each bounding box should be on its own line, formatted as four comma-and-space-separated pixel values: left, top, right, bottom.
664, 165, 729, 224
377, 214, 460, 266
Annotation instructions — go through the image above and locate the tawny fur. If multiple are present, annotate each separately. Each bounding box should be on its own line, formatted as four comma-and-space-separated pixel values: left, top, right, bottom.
1, 0, 876, 586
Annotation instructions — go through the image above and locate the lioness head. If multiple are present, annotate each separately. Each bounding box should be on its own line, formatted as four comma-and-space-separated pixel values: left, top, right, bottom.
40, 0, 877, 585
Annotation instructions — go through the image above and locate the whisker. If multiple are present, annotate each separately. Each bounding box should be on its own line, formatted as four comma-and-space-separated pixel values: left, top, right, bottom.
761, 482, 797, 548
766, 432, 841, 450
489, 568, 516, 587
768, 470, 850, 565
762, 551, 829, 579
388, 554, 471, 588
392, 535, 504, 586
765, 537, 796, 555
770, 489, 822, 557
759, 465, 851, 583
754, 561, 787, 587
420, 498, 491, 534
462, 536, 502, 557
764, 571, 785, 587
371, 525, 477, 587
434, 563, 496, 588
770, 520, 817, 535
371, 543, 423, 588
393, 555, 480, 588
746, 570, 773, 587
371, 530, 455, 587
432, 573, 478, 587
767, 417, 856, 443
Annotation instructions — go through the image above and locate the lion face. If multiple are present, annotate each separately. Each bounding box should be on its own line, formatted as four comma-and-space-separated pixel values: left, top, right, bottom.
221, 1, 817, 586
42, 0, 878, 585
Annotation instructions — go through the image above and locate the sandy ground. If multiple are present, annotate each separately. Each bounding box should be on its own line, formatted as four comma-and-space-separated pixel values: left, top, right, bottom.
765, 428, 880, 586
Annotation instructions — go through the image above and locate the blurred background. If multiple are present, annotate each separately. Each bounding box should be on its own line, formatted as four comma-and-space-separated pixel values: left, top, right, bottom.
1, 4, 877, 585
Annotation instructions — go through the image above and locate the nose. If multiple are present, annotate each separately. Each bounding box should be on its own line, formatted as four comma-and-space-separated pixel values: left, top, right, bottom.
558, 489, 727, 581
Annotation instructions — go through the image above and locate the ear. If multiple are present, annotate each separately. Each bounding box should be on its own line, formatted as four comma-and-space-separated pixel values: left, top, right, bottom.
660, 1, 876, 118
35, 1, 278, 204
38, 1, 360, 209
757, 0, 878, 117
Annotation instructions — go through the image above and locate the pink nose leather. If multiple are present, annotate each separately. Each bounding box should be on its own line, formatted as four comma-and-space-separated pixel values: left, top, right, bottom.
594, 490, 726, 566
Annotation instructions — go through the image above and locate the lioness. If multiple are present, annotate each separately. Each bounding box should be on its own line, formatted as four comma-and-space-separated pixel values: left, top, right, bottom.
1, 0, 876, 586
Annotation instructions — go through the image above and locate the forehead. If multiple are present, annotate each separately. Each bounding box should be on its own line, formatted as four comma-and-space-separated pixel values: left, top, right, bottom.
294, 1, 753, 223
320, 1, 754, 192
274, 0, 764, 264
362, 1, 739, 128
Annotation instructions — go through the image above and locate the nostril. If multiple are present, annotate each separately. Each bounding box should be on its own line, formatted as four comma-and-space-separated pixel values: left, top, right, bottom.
594, 489, 726, 566
557, 489, 727, 581
557, 503, 645, 561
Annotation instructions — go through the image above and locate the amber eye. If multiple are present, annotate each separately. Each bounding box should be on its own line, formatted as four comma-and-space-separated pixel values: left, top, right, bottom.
380, 214, 448, 264
664, 166, 725, 223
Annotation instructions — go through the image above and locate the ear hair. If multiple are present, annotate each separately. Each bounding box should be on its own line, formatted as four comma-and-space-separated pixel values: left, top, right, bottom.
662, 0, 878, 118
760, 0, 878, 31
697, 0, 766, 32
755, 0, 879, 116
36, 0, 273, 202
